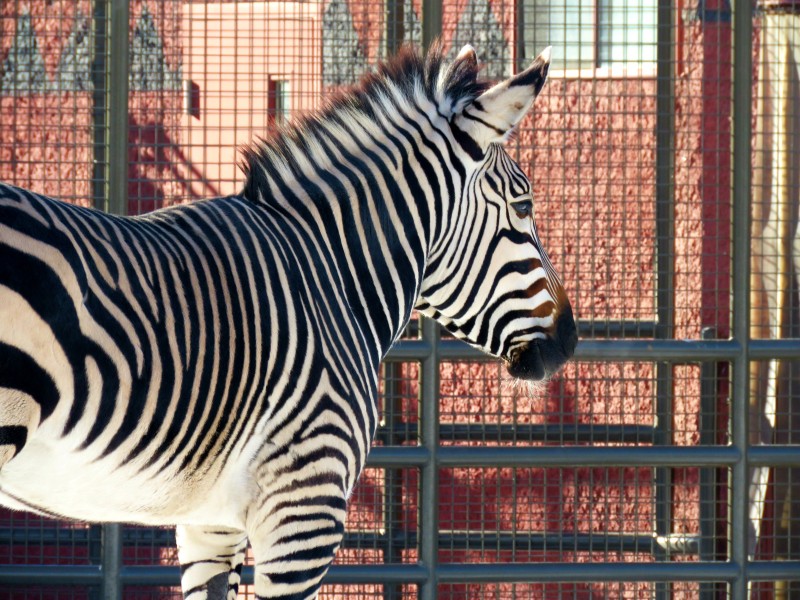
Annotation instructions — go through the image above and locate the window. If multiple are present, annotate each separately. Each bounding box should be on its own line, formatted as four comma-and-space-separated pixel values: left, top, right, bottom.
523, 0, 658, 71
268, 79, 292, 124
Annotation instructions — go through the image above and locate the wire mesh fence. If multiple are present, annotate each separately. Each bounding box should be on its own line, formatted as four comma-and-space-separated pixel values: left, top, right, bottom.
0, 0, 799, 599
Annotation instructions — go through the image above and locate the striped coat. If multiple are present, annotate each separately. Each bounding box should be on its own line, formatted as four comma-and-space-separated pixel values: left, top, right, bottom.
0, 43, 575, 599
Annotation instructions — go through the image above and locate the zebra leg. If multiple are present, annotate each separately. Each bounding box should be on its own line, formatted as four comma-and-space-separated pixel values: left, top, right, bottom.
249, 479, 347, 599
176, 525, 248, 600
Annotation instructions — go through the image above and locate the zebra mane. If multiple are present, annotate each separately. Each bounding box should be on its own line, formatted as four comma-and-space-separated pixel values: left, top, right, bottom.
240, 41, 490, 204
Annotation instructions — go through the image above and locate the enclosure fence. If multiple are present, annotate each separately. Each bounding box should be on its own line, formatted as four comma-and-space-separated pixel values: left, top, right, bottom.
1, 0, 799, 598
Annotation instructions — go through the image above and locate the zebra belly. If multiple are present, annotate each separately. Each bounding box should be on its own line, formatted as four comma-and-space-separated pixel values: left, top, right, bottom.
0, 435, 255, 528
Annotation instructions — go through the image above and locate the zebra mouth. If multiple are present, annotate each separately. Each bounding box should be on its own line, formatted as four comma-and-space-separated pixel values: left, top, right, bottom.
506, 342, 550, 381
505, 307, 577, 381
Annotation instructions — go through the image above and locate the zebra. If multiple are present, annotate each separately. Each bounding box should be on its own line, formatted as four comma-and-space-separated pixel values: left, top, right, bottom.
0, 43, 576, 598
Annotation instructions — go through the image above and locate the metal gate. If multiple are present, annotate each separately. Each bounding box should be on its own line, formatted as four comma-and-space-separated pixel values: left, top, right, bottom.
0, 0, 799, 598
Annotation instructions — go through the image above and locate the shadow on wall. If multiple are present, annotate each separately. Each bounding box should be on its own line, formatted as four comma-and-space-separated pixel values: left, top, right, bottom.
127, 113, 221, 215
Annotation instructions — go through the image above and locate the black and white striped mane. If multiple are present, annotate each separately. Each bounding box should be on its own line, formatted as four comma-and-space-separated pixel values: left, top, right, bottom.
240, 43, 490, 204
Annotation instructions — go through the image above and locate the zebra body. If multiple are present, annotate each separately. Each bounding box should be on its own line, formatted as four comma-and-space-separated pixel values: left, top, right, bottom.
0, 44, 575, 599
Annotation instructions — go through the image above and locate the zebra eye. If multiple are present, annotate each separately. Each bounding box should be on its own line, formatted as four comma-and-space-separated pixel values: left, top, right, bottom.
511, 200, 533, 218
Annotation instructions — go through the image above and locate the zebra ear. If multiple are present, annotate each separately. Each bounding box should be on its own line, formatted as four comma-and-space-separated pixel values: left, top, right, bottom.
452, 47, 551, 153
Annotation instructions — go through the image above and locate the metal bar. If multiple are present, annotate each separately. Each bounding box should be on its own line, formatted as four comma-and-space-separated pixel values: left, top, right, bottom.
730, 1, 753, 598
434, 446, 742, 468
101, 523, 123, 600
9, 560, 800, 587
106, 0, 129, 215
368, 446, 431, 466
384, 0, 404, 56
378, 423, 657, 444
419, 317, 440, 600
420, 0, 442, 51
88, 524, 104, 600
91, 0, 109, 211
389, 337, 800, 363
379, 362, 404, 600
366, 444, 800, 469
0, 565, 103, 584
749, 339, 800, 360
577, 320, 659, 338
748, 446, 800, 467
436, 562, 741, 583
654, 0, 676, 591
700, 327, 720, 599
745, 561, 800, 580
125, 564, 430, 585
514, 0, 526, 72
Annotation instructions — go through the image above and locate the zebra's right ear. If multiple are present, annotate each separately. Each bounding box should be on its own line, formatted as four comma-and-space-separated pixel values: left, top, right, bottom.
452, 47, 551, 154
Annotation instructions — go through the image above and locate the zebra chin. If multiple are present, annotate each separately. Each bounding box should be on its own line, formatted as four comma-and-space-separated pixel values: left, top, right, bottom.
505, 306, 577, 381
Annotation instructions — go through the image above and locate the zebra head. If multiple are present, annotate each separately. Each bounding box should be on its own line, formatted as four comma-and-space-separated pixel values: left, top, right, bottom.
416, 46, 577, 381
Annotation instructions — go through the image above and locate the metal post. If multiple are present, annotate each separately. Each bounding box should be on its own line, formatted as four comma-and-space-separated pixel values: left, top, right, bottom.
385, 0, 405, 56
654, 0, 676, 598
730, 0, 753, 598
700, 327, 720, 600
421, 0, 442, 51
91, 0, 108, 212
380, 361, 404, 600
419, 317, 440, 600
102, 523, 123, 600
106, 0, 129, 215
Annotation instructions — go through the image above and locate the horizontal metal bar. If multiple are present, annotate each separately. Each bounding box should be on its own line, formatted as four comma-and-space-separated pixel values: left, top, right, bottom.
379, 423, 656, 445
577, 320, 658, 338
324, 564, 429, 584
749, 339, 800, 360
115, 564, 429, 585
748, 445, 800, 467
436, 445, 742, 468
436, 561, 741, 583
368, 445, 747, 468
367, 446, 430, 467
746, 561, 800, 580
389, 337, 800, 364
385, 339, 434, 361
6, 560, 799, 587
388, 339, 749, 363
0, 565, 102, 584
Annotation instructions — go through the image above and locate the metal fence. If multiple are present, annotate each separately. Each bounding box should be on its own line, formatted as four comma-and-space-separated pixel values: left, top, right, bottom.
1, 0, 799, 598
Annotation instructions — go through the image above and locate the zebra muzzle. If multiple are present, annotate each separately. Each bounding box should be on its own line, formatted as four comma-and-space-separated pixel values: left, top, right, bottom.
506, 305, 577, 381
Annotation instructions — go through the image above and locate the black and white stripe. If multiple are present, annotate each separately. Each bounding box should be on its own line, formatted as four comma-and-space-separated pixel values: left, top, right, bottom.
0, 43, 574, 599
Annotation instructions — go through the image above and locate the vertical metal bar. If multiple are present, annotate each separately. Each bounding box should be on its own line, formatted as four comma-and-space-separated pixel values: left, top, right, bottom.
419, 317, 440, 600
730, 0, 752, 598
654, 0, 676, 598
385, 0, 405, 56
106, 0, 129, 215
700, 327, 719, 600
87, 525, 103, 600
91, 0, 108, 211
421, 0, 442, 52
514, 0, 526, 72
101, 523, 123, 600
381, 363, 403, 600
